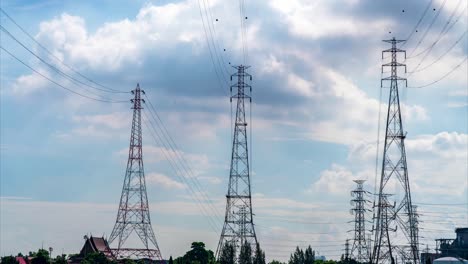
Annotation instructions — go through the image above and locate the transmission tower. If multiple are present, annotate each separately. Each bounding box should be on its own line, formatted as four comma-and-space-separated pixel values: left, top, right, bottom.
345, 239, 350, 261
217, 65, 258, 259
372, 38, 419, 264
108, 84, 163, 260
350, 180, 370, 263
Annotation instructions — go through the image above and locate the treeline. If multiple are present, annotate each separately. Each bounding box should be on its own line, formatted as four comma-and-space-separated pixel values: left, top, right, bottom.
1, 242, 356, 264
171, 242, 265, 264
0, 249, 68, 264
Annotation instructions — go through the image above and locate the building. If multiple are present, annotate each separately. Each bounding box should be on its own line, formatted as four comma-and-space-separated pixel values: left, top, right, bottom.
69, 235, 114, 263
433, 257, 468, 264
437, 228, 468, 259
421, 227, 468, 264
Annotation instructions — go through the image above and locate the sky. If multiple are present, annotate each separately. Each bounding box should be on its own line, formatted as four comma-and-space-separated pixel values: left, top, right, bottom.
0, 0, 467, 262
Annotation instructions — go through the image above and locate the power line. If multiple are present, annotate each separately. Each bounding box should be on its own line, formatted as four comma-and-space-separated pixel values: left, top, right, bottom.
408, 29, 467, 74
255, 216, 349, 225
407, 2, 466, 59
415, 202, 468, 206
196, 0, 230, 95
0, 7, 127, 94
0, 46, 127, 103
200, 0, 230, 81
143, 94, 224, 221
402, 0, 434, 47
407, 0, 448, 58
202, 0, 231, 77
141, 112, 222, 234
408, 56, 467, 88
1, 25, 129, 99
238, 0, 248, 64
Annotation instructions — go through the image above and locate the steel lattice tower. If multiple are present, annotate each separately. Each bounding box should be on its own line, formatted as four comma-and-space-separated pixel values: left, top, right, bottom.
372, 38, 419, 264
350, 180, 370, 263
109, 84, 163, 260
217, 65, 258, 259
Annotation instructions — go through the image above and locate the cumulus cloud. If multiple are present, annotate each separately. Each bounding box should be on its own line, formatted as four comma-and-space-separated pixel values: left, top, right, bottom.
2, 0, 466, 261
8, 0, 454, 150
11, 70, 50, 95
146, 172, 186, 189
312, 131, 467, 200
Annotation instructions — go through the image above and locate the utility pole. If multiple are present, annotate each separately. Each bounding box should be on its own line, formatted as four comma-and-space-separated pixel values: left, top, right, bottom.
217, 65, 258, 259
350, 180, 371, 263
109, 84, 163, 260
368, 234, 373, 263
345, 239, 350, 261
372, 38, 419, 264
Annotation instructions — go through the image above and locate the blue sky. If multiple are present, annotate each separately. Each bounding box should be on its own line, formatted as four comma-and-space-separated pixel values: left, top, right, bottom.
0, 0, 467, 262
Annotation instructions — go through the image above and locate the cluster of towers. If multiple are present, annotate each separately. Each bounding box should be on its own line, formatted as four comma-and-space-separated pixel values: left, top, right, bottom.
347, 39, 420, 264
106, 65, 257, 261
105, 38, 419, 264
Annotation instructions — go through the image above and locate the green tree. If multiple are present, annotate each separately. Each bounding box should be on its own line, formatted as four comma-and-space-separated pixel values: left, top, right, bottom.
253, 243, 266, 264
304, 246, 315, 264
81, 252, 112, 264
32, 249, 51, 264
289, 247, 305, 264
173, 242, 216, 264
269, 261, 285, 264
184, 242, 213, 264
1, 256, 18, 264
239, 242, 252, 264
219, 242, 235, 264
53, 254, 68, 264
169, 256, 174, 264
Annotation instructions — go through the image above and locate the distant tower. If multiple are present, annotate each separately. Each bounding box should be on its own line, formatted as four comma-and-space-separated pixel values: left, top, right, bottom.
217, 65, 258, 258
350, 180, 370, 263
109, 84, 163, 260
345, 239, 350, 260
372, 38, 419, 264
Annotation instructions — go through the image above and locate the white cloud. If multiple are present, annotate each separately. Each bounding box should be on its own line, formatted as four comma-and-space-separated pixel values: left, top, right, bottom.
269, 0, 392, 39
313, 131, 467, 200
197, 176, 222, 185
309, 164, 371, 195
146, 172, 186, 189
11, 70, 50, 95
72, 112, 130, 129
54, 111, 131, 140
34, 2, 204, 71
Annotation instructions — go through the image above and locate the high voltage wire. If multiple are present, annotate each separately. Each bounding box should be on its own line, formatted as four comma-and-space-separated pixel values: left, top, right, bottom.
262, 240, 347, 245
408, 29, 467, 74
402, 0, 434, 48
200, 0, 230, 81
238, 0, 248, 64
202, 0, 231, 77
196, 0, 230, 95
416, 202, 468, 206
141, 111, 222, 234
143, 94, 224, 220
408, 56, 467, 88
407, 2, 466, 60
141, 106, 223, 222
1, 46, 128, 103
1, 26, 129, 100
0, 8, 127, 94
256, 216, 348, 225
406, 0, 448, 58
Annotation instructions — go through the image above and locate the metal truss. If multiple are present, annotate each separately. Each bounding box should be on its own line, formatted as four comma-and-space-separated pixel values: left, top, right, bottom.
109, 84, 163, 261
217, 65, 258, 259
372, 38, 419, 264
